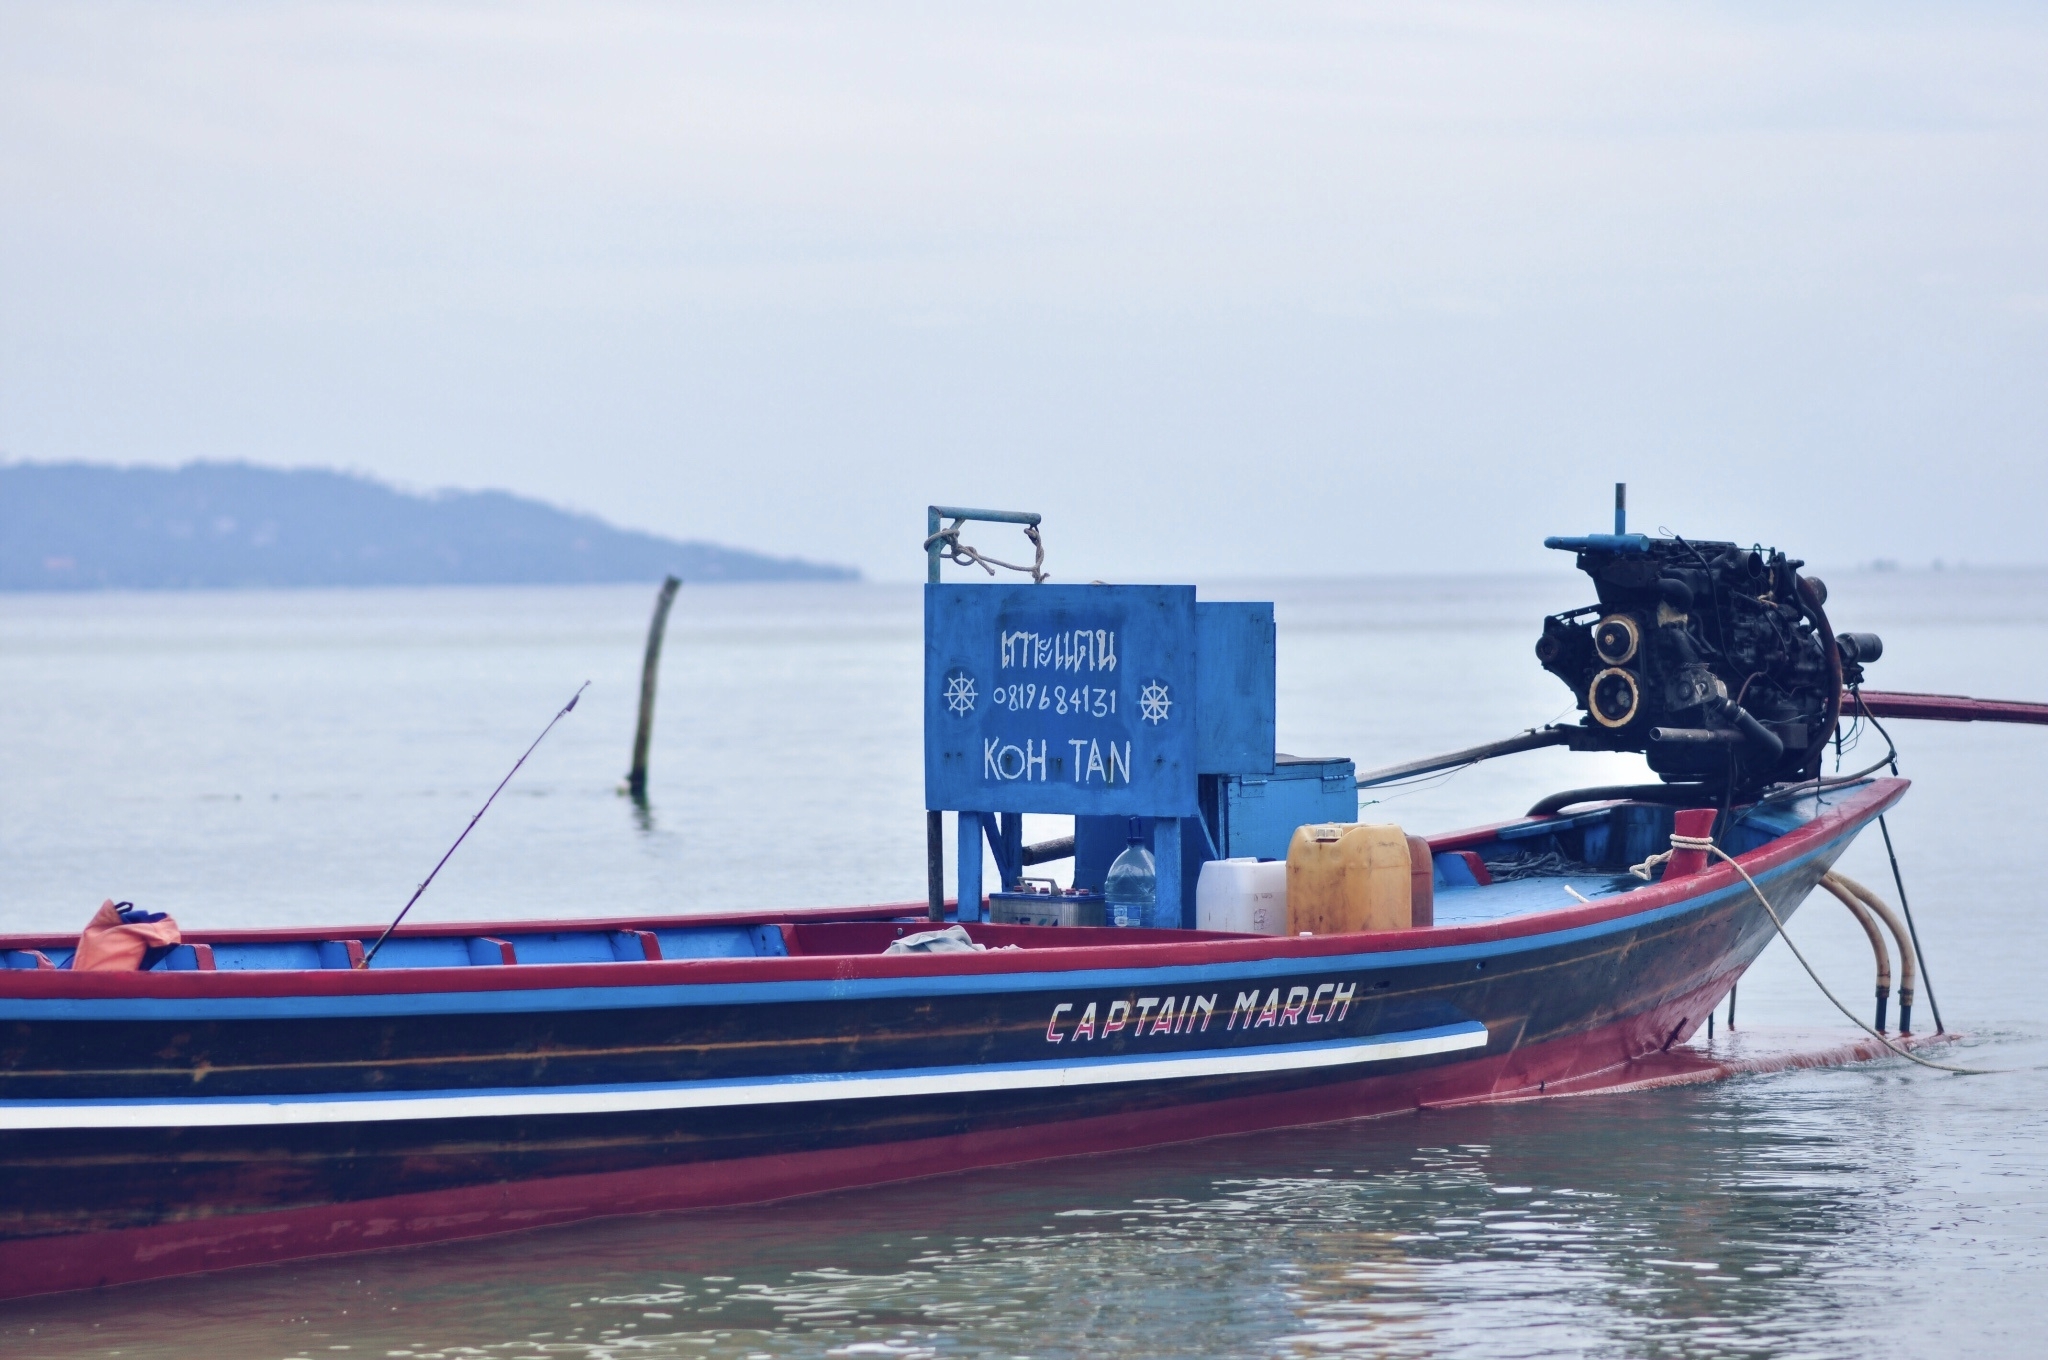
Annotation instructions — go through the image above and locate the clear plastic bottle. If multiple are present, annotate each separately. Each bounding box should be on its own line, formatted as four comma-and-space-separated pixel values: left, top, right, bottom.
1102, 819, 1157, 928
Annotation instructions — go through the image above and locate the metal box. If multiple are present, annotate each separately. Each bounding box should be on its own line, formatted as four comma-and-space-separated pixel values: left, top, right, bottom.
1211, 755, 1358, 861
987, 890, 1107, 928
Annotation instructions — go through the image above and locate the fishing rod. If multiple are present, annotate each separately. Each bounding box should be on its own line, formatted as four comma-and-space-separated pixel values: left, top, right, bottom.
358, 682, 589, 969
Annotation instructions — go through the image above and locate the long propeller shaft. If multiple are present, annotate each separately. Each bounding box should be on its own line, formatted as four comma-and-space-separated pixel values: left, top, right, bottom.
1849, 689, 2048, 726
1354, 688, 2048, 794
1353, 726, 1577, 789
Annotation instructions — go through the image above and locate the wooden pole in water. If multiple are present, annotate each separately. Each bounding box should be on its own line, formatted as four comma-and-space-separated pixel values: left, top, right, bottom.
627, 575, 682, 800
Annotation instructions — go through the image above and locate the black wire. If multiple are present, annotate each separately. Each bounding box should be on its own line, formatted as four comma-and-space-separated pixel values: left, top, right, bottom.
1733, 683, 1942, 1034
1717, 732, 1899, 845
1712, 747, 1735, 848
1358, 761, 1496, 811
1358, 759, 1483, 796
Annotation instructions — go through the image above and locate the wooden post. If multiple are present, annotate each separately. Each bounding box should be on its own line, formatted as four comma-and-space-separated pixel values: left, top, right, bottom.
1152, 817, 1182, 929
926, 809, 946, 922
958, 812, 984, 923
626, 575, 682, 800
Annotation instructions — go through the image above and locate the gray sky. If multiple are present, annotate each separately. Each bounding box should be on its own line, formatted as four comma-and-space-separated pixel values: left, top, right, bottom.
2, 2, 2043, 581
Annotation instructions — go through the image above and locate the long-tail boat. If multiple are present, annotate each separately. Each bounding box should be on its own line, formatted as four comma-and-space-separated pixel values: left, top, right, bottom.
4, 496, 2042, 1300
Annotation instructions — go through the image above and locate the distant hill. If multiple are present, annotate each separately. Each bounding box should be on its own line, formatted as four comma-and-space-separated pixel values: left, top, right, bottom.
0, 462, 857, 589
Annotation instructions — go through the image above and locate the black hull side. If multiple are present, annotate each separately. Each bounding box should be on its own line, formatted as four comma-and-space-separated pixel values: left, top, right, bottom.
0, 846, 1838, 1247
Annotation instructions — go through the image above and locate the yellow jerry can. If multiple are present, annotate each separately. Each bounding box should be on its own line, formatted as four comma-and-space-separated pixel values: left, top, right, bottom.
1286, 822, 1413, 934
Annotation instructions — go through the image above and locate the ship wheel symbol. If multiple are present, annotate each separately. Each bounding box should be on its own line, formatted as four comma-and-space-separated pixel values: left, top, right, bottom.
943, 669, 978, 716
1138, 680, 1173, 725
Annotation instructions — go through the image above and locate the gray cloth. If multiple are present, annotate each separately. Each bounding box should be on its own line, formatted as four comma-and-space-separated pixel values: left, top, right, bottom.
883, 925, 986, 955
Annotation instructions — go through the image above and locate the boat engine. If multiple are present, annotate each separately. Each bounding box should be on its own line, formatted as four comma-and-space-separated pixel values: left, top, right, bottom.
1537, 527, 1883, 798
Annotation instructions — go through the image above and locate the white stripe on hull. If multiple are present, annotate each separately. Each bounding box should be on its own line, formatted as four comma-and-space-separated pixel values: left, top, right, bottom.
0, 1023, 1490, 1130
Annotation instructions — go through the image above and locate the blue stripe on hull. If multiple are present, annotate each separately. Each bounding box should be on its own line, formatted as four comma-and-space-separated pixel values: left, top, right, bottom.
0, 830, 1848, 1024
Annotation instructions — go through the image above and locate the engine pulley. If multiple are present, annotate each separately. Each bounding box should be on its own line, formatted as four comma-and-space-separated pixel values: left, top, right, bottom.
1593, 615, 1640, 665
1588, 668, 1641, 728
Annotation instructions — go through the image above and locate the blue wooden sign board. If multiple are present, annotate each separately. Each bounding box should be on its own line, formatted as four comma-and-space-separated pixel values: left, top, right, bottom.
925, 583, 1199, 817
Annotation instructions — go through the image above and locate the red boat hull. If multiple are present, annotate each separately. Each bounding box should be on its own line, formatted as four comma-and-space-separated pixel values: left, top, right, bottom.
0, 780, 1905, 1301
0, 973, 1740, 1301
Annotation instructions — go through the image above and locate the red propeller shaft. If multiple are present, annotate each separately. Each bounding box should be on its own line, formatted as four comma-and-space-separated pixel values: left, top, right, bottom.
1848, 689, 2048, 726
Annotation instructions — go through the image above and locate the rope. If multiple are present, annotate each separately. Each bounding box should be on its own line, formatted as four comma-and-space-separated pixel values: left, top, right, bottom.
1627, 832, 1720, 882
924, 519, 1047, 583
1645, 831, 1991, 1075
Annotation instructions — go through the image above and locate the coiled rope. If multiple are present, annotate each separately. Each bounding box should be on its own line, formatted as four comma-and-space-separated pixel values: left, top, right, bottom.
923, 519, 1047, 583
1635, 832, 1993, 1076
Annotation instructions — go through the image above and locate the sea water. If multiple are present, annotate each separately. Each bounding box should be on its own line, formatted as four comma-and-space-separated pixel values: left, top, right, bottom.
2, 570, 2046, 1358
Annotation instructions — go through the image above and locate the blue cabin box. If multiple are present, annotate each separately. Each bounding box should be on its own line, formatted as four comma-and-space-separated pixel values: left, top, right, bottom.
1207, 755, 1360, 861
927, 581, 1355, 926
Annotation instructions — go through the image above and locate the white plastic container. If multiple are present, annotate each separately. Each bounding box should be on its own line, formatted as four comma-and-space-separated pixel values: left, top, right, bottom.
1196, 857, 1290, 935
